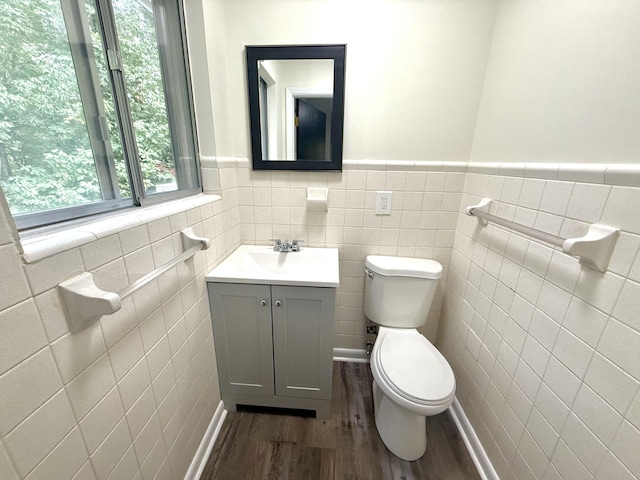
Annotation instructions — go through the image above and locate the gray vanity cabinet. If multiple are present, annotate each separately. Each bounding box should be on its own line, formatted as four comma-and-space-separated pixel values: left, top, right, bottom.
207, 283, 274, 397
208, 282, 335, 419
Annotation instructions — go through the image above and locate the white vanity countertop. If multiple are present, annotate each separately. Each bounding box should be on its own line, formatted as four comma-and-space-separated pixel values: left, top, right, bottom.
206, 245, 340, 287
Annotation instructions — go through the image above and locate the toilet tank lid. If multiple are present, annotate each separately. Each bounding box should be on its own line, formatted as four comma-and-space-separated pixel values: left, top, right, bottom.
365, 255, 442, 279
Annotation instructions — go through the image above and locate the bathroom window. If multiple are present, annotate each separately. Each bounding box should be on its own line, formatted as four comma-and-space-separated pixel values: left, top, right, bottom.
0, 0, 200, 230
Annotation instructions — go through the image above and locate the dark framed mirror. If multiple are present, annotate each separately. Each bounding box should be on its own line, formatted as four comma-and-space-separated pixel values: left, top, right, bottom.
246, 44, 346, 171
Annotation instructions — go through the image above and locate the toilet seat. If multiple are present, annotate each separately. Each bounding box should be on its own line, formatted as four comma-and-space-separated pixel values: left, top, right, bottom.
372, 329, 455, 409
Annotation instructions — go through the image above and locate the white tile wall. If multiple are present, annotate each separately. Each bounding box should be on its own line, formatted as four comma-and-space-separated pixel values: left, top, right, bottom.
0, 176, 240, 479
441, 169, 640, 480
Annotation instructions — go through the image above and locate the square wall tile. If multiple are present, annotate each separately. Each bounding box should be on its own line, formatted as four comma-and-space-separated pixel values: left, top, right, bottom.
124, 247, 154, 284
34, 289, 70, 342
90, 418, 132, 479
572, 384, 623, 446
105, 446, 138, 480
597, 319, 640, 381
526, 408, 559, 458
612, 280, 640, 333
4, 390, 76, 477
133, 413, 162, 466
118, 357, 152, 412
125, 386, 156, 440
0, 347, 63, 436
562, 298, 608, 348
78, 387, 124, 454
608, 233, 640, 278
584, 353, 639, 413
602, 187, 640, 235
550, 440, 592, 480
108, 328, 144, 382
119, 226, 150, 255
80, 235, 122, 271
0, 300, 47, 376
141, 435, 167, 480
574, 270, 625, 316
542, 357, 581, 409
561, 413, 606, 474
23, 248, 84, 296
565, 184, 610, 223
539, 181, 574, 216
551, 328, 594, 378
51, 325, 106, 384
24, 428, 88, 480
0, 244, 31, 311
65, 354, 116, 420
596, 452, 636, 480
610, 421, 640, 478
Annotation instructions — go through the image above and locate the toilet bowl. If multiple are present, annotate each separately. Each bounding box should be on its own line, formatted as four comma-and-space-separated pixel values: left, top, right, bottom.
364, 255, 456, 461
369, 327, 455, 460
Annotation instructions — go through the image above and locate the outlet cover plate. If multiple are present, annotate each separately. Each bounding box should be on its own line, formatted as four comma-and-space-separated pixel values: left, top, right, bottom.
375, 191, 392, 215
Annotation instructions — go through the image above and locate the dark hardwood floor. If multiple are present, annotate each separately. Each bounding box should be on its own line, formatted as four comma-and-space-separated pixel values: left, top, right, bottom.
201, 362, 481, 480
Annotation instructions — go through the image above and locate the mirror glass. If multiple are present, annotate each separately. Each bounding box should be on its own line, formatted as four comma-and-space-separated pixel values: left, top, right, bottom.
246, 45, 346, 171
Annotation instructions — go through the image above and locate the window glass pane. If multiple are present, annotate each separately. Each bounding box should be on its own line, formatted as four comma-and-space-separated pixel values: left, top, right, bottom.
0, 0, 198, 230
111, 0, 178, 195
0, 0, 118, 215
84, 0, 131, 199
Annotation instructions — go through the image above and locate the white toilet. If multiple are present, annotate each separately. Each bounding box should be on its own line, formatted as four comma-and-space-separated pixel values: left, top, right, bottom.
364, 255, 456, 461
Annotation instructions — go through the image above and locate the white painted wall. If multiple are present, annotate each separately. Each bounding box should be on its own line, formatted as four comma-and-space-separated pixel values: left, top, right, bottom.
471, 0, 640, 164
185, 0, 235, 158
213, 0, 499, 162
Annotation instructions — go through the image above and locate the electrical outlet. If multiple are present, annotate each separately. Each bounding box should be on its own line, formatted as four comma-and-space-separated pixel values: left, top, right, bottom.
375, 191, 392, 215
366, 325, 378, 335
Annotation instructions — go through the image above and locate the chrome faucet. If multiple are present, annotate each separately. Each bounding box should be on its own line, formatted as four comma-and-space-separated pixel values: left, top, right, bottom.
270, 239, 304, 252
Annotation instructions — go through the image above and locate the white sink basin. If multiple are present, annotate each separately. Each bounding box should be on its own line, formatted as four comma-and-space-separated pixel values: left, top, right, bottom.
206, 245, 340, 287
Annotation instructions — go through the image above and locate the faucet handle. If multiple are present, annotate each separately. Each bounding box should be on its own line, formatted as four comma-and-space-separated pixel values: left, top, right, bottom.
291, 239, 305, 251
269, 238, 282, 251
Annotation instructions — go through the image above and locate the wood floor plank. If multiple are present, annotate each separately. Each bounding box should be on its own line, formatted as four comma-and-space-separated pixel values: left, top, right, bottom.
201, 362, 482, 480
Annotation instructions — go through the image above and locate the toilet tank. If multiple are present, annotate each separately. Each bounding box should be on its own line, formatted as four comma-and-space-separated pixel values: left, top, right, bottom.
364, 255, 442, 328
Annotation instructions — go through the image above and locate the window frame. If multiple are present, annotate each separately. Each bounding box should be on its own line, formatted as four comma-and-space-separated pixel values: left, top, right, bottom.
9, 0, 201, 231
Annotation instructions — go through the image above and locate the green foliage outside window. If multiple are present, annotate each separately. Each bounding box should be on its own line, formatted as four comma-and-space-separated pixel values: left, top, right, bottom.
0, 0, 178, 216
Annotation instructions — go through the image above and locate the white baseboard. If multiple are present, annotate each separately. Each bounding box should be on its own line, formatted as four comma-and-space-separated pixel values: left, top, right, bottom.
449, 397, 499, 480
333, 347, 369, 363
184, 400, 227, 480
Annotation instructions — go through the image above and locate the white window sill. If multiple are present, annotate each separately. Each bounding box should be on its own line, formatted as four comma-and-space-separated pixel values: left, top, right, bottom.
20, 193, 221, 263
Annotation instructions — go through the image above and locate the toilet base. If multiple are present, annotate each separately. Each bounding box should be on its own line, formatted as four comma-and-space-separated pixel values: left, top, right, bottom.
372, 380, 427, 461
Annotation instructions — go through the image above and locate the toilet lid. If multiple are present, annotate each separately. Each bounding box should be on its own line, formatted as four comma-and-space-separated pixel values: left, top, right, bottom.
377, 332, 455, 405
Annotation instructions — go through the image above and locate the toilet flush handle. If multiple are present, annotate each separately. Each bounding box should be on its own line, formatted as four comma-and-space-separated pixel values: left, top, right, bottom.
365, 268, 374, 279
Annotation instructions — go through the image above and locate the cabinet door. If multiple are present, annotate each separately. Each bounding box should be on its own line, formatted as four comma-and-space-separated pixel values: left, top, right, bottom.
208, 283, 274, 396
271, 286, 335, 400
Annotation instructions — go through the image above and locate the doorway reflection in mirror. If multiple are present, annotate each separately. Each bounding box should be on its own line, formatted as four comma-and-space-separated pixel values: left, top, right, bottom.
257, 59, 334, 161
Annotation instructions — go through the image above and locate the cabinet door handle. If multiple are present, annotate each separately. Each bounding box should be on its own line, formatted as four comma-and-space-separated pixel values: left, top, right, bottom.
274, 300, 282, 307
260, 299, 267, 306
